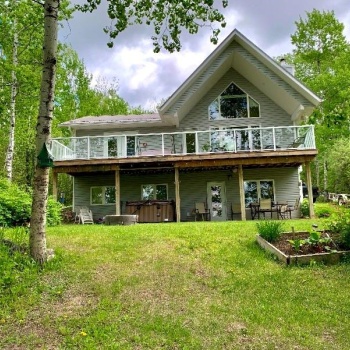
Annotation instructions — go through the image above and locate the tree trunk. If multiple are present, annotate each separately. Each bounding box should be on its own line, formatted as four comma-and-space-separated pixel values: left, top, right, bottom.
4, 14, 18, 181
323, 159, 328, 190
30, 0, 59, 263
315, 159, 319, 188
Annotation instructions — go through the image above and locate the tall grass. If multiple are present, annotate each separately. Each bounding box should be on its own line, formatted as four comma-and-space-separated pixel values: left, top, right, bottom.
1, 219, 350, 349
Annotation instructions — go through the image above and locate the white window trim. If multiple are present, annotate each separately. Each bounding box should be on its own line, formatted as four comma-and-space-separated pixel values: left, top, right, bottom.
244, 179, 275, 207
90, 186, 116, 206
208, 82, 261, 120
141, 184, 168, 200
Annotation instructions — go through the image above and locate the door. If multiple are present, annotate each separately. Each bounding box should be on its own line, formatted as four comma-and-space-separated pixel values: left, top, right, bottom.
207, 182, 227, 221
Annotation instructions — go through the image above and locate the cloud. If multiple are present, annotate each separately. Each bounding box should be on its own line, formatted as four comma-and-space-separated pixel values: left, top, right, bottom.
59, 0, 350, 110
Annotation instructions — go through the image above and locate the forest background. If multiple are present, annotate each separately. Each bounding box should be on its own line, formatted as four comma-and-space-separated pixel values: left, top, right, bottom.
0, 5, 349, 205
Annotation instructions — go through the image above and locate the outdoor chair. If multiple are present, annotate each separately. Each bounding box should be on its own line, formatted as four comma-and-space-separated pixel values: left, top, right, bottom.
73, 206, 82, 223
258, 198, 273, 219
231, 203, 242, 220
279, 204, 290, 219
286, 197, 300, 218
289, 135, 306, 149
195, 202, 210, 221
79, 207, 94, 224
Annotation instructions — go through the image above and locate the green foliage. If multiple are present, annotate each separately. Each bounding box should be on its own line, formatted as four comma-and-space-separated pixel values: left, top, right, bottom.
300, 198, 310, 217
3, 220, 350, 349
327, 211, 350, 249
256, 220, 285, 242
289, 10, 350, 193
326, 138, 350, 193
0, 227, 37, 299
287, 238, 304, 252
314, 203, 332, 218
46, 198, 63, 227
77, 0, 227, 52
0, 178, 62, 227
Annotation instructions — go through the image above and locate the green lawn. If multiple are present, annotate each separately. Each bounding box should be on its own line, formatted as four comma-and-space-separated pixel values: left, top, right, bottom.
1, 219, 350, 349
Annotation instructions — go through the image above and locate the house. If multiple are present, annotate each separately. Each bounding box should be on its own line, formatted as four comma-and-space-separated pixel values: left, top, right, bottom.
51, 29, 321, 222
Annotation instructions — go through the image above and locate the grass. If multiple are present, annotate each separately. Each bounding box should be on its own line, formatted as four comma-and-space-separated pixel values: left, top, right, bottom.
1, 219, 350, 349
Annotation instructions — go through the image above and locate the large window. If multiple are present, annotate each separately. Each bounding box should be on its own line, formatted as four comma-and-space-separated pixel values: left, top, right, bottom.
91, 186, 116, 205
209, 82, 260, 120
244, 180, 274, 207
142, 184, 168, 200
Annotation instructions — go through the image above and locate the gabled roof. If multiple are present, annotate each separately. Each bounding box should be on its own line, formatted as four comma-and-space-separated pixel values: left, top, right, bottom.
159, 29, 321, 121
60, 29, 321, 130
59, 113, 170, 130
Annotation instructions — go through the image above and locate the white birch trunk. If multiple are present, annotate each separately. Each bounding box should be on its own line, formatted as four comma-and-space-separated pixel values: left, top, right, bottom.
30, 0, 59, 263
4, 15, 18, 181
323, 159, 328, 190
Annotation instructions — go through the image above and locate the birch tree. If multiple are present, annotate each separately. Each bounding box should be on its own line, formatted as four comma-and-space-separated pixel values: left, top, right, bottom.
31, 0, 227, 263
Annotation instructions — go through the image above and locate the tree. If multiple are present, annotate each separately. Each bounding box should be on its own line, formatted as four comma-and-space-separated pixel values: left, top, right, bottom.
0, 0, 44, 182
289, 9, 350, 192
30, 0, 227, 263
326, 138, 350, 192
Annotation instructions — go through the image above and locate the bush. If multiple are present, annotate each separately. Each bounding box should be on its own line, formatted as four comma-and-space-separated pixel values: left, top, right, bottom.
314, 203, 333, 218
327, 211, 350, 249
300, 198, 310, 217
256, 220, 285, 243
0, 178, 62, 227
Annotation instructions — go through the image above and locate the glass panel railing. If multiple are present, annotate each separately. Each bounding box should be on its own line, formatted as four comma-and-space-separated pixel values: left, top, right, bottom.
50, 125, 315, 161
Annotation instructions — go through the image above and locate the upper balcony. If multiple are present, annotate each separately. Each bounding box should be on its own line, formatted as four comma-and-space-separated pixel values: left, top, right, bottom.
50, 125, 316, 164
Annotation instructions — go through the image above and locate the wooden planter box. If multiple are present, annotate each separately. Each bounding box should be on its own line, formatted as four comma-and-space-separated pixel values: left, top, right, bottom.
256, 234, 350, 265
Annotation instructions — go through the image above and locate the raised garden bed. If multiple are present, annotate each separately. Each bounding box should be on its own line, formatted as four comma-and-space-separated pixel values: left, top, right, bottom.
256, 231, 350, 265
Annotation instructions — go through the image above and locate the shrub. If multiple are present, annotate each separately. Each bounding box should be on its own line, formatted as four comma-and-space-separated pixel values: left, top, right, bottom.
300, 198, 310, 217
314, 204, 333, 218
256, 220, 285, 243
327, 211, 350, 249
0, 178, 62, 227
47, 198, 63, 226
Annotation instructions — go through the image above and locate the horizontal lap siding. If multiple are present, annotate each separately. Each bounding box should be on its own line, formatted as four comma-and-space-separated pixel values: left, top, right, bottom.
74, 167, 301, 221
74, 173, 176, 220
236, 45, 314, 109
180, 67, 290, 131
178, 167, 300, 220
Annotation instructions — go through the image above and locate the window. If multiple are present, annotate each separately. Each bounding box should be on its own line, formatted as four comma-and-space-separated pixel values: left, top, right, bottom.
91, 186, 116, 205
244, 180, 274, 207
209, 82, 260, 120
142, 184, 168, 200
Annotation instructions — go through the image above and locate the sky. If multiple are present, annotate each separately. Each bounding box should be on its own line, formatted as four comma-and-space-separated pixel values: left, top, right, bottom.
59, 0, 350, 111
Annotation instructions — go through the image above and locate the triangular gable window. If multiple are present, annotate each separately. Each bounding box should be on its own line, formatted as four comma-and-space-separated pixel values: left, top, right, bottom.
209, 83, 260, 120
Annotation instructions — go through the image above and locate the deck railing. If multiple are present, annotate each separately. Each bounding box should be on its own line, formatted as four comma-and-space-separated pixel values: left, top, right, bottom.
50, 125, 315, 161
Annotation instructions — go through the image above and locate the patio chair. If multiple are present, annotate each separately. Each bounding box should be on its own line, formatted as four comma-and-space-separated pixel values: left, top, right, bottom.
279, 204, 290, 219
289, 135, 306, 149
286, 198, 300, 218
231, 203, 241, 220
73, 206, 82, 223
258, 198, 273, 219
195, 202, 210, 221
79, 207, 94, 224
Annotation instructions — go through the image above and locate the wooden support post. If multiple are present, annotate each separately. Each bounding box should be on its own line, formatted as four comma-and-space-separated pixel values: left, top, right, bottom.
238, 165, 246, 221
305, 161, 315, 218
115, 167, 120, 215
174, 166, 181, 222
52, 170, 58, 201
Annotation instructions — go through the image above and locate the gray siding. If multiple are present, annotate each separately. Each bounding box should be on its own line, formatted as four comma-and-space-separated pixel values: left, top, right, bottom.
179, 68, 290, 131
73, 167, 300, 221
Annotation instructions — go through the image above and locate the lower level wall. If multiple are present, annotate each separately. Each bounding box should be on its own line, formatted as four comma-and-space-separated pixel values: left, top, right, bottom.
73, 167, 301, 221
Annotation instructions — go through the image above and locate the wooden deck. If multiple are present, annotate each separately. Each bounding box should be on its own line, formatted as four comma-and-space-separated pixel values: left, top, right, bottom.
53, 149, 317, 174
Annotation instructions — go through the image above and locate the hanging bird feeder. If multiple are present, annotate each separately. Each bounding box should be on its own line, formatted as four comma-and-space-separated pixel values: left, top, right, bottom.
37, 143, 54, 168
